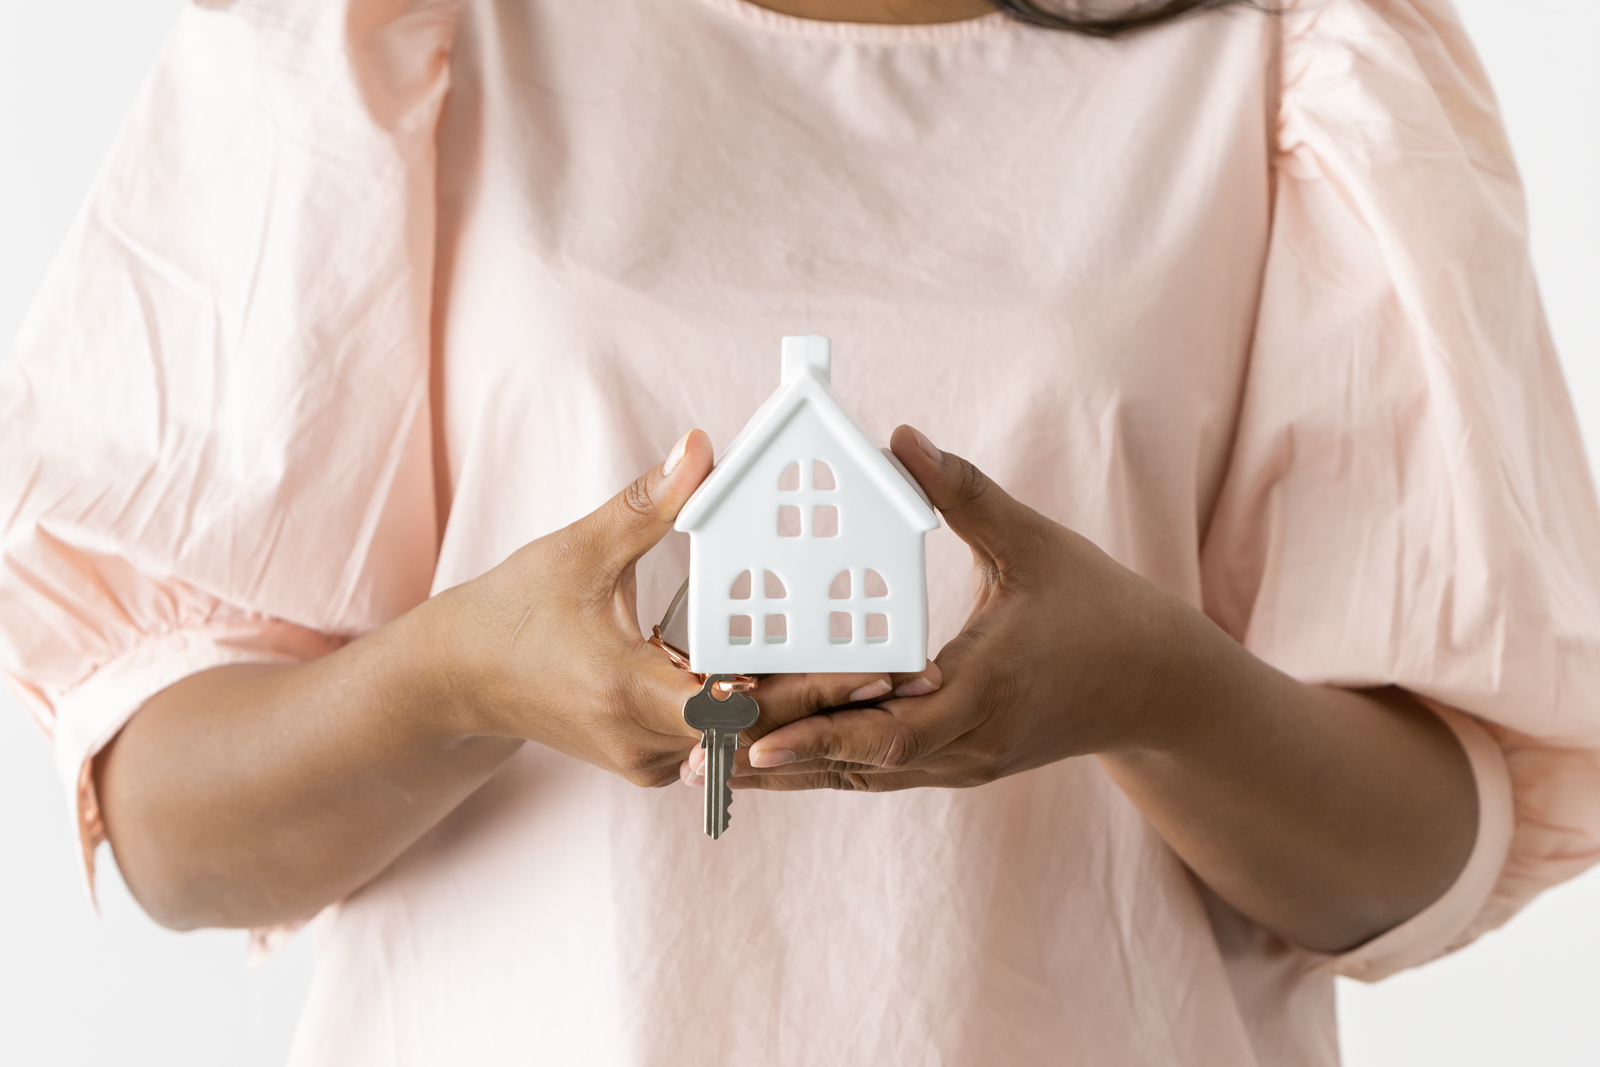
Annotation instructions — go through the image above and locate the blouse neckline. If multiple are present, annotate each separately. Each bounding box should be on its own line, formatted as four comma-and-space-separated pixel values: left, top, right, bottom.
687, 0, 1015, 44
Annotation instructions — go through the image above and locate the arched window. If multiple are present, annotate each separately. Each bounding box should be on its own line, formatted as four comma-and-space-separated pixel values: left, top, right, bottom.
775, 458, 840, 538
824, 569, 889, 646
728, 569, 791, 645
864, 569, 887, 597
828, 570, 850, 599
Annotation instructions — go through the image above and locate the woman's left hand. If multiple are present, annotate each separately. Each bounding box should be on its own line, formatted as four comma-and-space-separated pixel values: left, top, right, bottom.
695, 425, 1479, 956
718, 424, 1186, 792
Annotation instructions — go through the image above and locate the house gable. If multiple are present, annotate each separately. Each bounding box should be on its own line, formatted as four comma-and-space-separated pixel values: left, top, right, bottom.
676, 337, 938, 674
676, 338, 939, 537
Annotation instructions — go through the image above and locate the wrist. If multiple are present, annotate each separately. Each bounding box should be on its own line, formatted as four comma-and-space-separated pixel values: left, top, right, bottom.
1105, 590, 1237, 756
384, 585, 501, 743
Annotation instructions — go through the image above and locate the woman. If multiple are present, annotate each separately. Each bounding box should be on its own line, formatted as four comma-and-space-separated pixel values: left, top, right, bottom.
3, 0, 1598, 1062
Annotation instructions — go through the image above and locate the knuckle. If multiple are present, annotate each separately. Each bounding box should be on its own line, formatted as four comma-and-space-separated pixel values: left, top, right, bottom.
810, 717, 917, 771
614, 742, 658, 777
823, 768, 875, 792
966, 760, 1002, 787
643, 765, 681, 789
801, 676, 836, 714
877, 724, 921, 769
957, 458, 992, 504
962, 726, 1017, 786
618, 475, 658, 523
621, 751, 683, 789
976, 742, 1010, 777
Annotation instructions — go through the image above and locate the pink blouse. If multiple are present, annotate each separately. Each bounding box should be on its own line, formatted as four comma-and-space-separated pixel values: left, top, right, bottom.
4, 0, 1599, 1063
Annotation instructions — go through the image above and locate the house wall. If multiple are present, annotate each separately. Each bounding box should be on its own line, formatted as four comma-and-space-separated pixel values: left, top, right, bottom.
687, 404, 928, 674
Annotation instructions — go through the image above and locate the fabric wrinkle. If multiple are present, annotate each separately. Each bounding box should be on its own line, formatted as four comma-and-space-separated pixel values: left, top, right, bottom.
3, 1, 1599, 1063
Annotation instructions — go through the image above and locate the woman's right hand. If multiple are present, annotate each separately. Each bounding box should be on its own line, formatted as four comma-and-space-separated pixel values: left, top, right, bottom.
99, 428, 913, 931
423, 428, 905, 787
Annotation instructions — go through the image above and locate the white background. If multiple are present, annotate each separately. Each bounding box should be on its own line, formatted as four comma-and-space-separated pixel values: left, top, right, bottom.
1, 1, 1596, 1063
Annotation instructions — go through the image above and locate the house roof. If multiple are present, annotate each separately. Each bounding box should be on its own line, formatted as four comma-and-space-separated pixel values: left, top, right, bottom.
675, 336, 940, 535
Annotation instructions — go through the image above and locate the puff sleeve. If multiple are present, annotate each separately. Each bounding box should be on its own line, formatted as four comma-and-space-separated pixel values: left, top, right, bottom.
0, 0, 458, 900
1201, 0, 1600, 981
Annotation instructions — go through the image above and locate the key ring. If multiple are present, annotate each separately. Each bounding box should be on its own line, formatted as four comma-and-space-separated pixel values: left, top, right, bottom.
648, 625, 758, 696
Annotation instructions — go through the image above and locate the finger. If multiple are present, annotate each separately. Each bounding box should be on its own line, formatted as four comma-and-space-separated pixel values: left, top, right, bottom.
891, 659, 942, 698
731, 766, 942, 793
730, 749, 862, 776
889, 425, 1041, 569
747, 659, 943, 737
742, 670, 899, 741
738, 661, 942, 745
745, 689, 977, 772
568, 429, 714, 573
743, 628, 994, 770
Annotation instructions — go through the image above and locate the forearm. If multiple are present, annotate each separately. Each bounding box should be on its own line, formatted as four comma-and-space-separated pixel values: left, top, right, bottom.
740, 433, 1483, 954
96, 594, 520, 931
93, 431, 858, 932
1100, 606, 1479, 954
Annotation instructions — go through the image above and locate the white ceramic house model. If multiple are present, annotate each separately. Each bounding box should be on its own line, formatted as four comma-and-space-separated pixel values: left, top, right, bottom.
675, 336, 940, 674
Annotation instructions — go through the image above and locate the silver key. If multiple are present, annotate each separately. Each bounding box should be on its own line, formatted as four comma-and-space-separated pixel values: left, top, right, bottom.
683, 675, 760, 839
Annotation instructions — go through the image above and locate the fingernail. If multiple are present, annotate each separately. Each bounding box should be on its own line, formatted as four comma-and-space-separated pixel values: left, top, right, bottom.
895, 662, 943, 697
689, 746, 706, 772
750, 748, 796, 768
911, 427, 942, 463
662, 431, 691, 476
848, 678, 891, 702
682, 765, 701, 787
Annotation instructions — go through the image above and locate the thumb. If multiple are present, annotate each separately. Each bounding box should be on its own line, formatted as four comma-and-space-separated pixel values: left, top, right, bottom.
575, 429, 714, 571
889, 424, 1035, 566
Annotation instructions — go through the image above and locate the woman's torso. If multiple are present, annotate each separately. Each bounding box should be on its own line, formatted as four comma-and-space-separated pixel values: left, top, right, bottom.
288, 3, 1322, 1063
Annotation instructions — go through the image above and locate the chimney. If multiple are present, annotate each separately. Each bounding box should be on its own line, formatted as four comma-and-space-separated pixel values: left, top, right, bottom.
780, 335, 832, 386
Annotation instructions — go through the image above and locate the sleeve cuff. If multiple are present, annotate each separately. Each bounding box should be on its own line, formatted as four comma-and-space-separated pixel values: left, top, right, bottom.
51, 620, 342, 910
1316, 700, 1515, 982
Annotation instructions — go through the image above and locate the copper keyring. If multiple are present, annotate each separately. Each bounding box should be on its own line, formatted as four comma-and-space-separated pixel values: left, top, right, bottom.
648, 626, 757, 695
